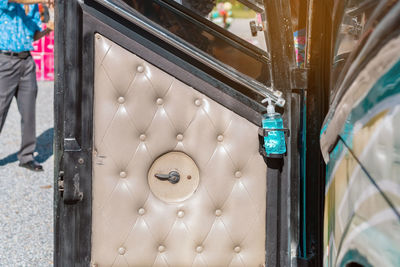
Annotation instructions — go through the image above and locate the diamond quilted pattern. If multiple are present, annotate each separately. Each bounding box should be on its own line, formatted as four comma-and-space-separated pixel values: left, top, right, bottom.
144, 110, 179, 158
202, 97, 234, 134
180, 109, 220, 169
93, 148, 121, 210
94, 66, 120, 148
141, 194, 181, 241
175, 187, 217, 242
192, 256, 208, 267
100, 180, 139, 240
162, 81, 201, 133
124, 73, 159, 132
123, 218, 158, 266
102, 44, 140, 95
102, 106, 141, 169
201, 220, 237, 265
220, 181, 261, 242
142, 63, 175, 97
123, 146, 153, 203
162, 221, 197, 266
94, 34, 111, 67
223, 118, 260, 168
92, 35, 267, 267
201, 147, 237, 205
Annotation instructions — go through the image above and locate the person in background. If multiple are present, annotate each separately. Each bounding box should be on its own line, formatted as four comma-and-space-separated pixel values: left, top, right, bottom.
0, 0, 54, 171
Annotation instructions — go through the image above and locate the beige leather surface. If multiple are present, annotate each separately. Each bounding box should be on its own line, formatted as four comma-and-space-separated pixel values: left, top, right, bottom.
92, 34, 267, 267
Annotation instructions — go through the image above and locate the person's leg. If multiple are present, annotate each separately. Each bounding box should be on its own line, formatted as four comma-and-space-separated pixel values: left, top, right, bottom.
16, 56, 38, 165
0, 55, 20, 134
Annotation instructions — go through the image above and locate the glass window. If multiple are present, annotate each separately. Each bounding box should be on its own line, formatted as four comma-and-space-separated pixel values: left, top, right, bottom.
290, 0, 306, 68
174, 0, 268, 52
330, 0, 378, 100
115, 0, 271, 86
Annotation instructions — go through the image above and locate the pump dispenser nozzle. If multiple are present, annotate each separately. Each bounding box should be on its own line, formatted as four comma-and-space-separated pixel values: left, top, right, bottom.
266, 98, 275, 114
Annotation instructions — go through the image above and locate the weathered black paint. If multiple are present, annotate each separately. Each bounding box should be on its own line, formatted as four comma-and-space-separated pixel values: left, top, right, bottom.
55, 0, 277, 265
301, 0, 332, 265
54, 0, 332, 265
54, 0, 93, 264
262, 0, 300, 266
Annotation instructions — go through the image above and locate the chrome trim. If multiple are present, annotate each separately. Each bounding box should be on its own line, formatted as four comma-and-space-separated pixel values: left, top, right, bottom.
88, 0, 285, 107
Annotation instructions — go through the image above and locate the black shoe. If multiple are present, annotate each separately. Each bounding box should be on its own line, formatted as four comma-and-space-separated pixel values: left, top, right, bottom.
19, 161, 44, 172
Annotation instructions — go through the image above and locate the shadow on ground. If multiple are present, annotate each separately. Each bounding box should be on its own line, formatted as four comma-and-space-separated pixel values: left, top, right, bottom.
0, 128, 53, 166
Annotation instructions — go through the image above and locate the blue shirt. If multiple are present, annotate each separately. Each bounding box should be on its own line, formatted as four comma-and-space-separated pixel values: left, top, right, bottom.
0, 0, 41, 52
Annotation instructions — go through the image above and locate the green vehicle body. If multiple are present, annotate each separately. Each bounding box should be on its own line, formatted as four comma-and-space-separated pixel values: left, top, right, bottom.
321, 1, 400, 266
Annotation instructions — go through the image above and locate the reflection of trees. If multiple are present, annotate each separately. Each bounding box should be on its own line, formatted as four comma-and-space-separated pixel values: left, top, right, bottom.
121, 0, 213, 52
182, 0, 216, 17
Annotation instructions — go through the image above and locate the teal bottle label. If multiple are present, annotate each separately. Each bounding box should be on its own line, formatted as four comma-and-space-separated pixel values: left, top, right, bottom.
262, 113, 287, 155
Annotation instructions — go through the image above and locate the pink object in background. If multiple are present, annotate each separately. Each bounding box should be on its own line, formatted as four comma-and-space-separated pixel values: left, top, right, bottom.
32, 29, 54, 81
32, 38, 43, 52
43, 31, 54, 53
32, 53, 43, 81
43, 53, 54, 80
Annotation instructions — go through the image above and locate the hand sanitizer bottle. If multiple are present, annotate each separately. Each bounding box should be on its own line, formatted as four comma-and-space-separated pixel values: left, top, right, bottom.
262, 98, 287, 156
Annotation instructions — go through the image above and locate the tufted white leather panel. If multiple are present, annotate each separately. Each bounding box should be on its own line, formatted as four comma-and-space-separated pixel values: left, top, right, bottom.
92, 34, 267, 267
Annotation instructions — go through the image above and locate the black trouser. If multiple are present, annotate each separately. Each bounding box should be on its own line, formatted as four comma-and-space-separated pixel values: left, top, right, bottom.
0, 53, 38, 164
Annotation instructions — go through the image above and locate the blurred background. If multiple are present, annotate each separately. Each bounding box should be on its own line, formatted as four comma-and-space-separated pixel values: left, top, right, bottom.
0, 4, 55, 266
32, 3, 55, 82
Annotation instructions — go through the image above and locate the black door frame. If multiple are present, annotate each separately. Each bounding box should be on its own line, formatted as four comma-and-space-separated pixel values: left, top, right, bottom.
54, 0, 329, 266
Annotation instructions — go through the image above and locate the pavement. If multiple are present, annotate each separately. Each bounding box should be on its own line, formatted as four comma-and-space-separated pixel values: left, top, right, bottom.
0, 81, 54, 266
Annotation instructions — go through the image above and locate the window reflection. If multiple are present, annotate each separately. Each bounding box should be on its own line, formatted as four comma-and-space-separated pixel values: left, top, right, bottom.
331, 0, 377, 98
174, 0, 268, 51
290, 0, 306, 68
119, 0, 271, 85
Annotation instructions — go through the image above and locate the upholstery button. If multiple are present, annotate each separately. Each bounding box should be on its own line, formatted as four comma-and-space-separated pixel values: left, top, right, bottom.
139, 134, 146, 141
196, 245, 203, 253
118, 96, 125, 104
234, 246, 241, 253
215, 209, 222, 216
158, 245, 166, 253
177, 210, 185, 218
119, 171, 127, 178
137, 65, 144, 73
118, 247, 126, 255
138, 208, 146, 215
194, 99, 202, 106
176, 134, 183, 141
235, 171, 242, 178
156, 98, 163, 105
217, 135, 224, 142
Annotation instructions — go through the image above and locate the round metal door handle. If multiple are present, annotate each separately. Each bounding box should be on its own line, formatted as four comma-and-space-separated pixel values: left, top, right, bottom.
148, 152, 200, 203
154, 171, 180, 184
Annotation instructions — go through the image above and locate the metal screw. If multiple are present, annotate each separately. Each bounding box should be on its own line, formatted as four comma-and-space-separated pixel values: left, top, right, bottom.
58, 180, 64, 192
78, 158, 84, 164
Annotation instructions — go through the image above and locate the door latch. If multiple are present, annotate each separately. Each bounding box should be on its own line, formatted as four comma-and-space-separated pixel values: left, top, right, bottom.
58, 171, 64, 193
58, 170, 83, 204
155, 171, 180, 184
